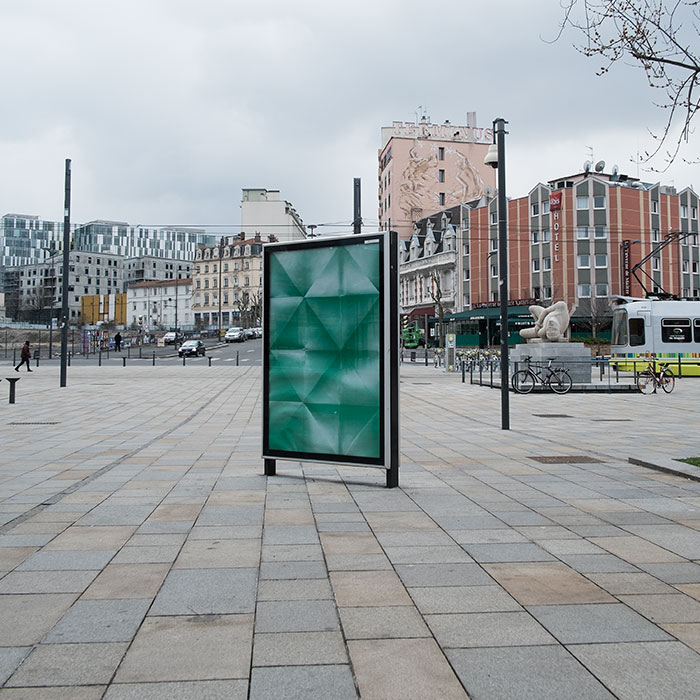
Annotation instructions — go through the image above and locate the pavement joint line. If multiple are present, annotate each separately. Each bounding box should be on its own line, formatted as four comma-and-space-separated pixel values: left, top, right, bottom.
0, 371, 245, 535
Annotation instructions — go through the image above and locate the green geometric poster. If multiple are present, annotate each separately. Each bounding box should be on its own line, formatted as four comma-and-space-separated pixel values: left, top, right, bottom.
263, 232, 398, 479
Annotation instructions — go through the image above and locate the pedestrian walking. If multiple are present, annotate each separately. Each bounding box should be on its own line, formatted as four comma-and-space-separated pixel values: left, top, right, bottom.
114, 332, 122, 352
15, 340, 32, 372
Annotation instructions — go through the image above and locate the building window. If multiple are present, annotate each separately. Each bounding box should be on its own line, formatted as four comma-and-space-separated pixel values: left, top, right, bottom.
681, 205, 688, 217
532, 231, 540, 243
224, 263, 229, 272
490, 239, 498, 251
438, 147, 444, 160
490, 212, 497, 224
683, 260, 690, 273
542, 229, 551, 242
196, 280, 201, 289
204, 265, 209, 273
438, 169, 445, 183
693, 261, 699, 273
578, 284, 591, 297
577, 255, 590, 268
594, 254, 608, 267
693, 207, 697, 219
542, 200, 550, 214
543, 257, 551, 271
594, 226, 607, 239
593, 195, 606, 209
463, 243, 470, 255
204, 294, 209, 305
532, 259, 540, 272
595, 283, 609, 297
439, 193, 445, 206
652, 258, 660, 270
533, 286, 541, 298
576, 196, 589, 210
652, 230, 661, 242
464, 269, 470, 280
543, 285, 552, 298
204, 279, 209, 288
531, 202, 540, 216
576, 227, 589, 239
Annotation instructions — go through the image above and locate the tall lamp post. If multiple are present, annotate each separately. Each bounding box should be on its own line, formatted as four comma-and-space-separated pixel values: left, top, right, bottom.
218, 237, 226, 338
60, 158, 71, 388
484, 119, 510, 430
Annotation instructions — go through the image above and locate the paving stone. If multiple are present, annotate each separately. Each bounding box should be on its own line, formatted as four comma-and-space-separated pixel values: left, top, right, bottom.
261, 544, 324, 562
0, 687, 105, 699
325, 554, 392, 571
0, 647, 31, 685
111, 545, 181, 564
447, 645, 615, 700
255, 600, 340, 633
0, 593, 78, 645
45, 525, 137, 550
262, 525, 319, 545
618, 593, 700, 623
589, 535, 685, 563
260, 561, 327, 580
339, 606, 430, 639
638, 562, 700, 584
81, 563, 170, 599
103, 680, 247, 699
249, 665, 357, 700
526, 603, 672, 643
253, 631, 348, 666
348, 638, 468, 700
0, 569, 98, 594
394, 563, 493, 588
195, 505, 263, 526
425, 611, 556, 648
5, 642, 128, 686
16, 549, 116, 571
556, 553, 641, 573
484, 562, 615, 605
587, 572, 676, 595
661, 622, 700, 653
115, 615, 253, 682
462, 543, 556, 563
45, 598, 150, 643
174, 538, 260, 568
77, 505, 156, 526
150, 568, 257, 615
257, 578, 332, 601
331, 570, 413, 607
382, 545, 473, 564
408, 585, 521, 614
569, 641, 700, 700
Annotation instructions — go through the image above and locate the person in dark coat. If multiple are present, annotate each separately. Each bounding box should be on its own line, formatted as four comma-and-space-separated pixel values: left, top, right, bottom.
114, 332, 122, 352
15, 340, 32, 372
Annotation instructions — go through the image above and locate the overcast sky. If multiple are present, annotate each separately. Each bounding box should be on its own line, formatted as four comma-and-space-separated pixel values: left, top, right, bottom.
1, 0, 696, 236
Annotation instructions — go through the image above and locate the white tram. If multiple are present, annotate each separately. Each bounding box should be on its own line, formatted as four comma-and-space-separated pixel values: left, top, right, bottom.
610, 296, 700, 376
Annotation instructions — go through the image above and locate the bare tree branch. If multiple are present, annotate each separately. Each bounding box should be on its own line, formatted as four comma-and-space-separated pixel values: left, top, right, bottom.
554, 0, 700, 168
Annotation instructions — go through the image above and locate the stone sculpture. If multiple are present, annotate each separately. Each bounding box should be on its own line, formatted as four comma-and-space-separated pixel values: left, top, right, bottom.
520, 300, 570, 343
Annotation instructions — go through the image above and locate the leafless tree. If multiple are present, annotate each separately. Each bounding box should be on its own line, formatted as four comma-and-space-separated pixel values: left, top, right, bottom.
556, 0, 699, 167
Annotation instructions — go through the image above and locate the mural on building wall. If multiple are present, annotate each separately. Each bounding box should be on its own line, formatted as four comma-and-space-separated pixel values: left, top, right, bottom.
398, 142, 487, 223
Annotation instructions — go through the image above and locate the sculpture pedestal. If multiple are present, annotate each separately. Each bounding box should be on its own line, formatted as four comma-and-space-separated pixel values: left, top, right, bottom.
511, 343, 591, 384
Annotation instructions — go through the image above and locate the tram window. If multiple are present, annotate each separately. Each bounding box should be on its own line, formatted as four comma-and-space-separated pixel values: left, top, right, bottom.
661, 318, 691, 343
629, 318, 645, 346
694, 319, 700, 343
612, 311, 628, 345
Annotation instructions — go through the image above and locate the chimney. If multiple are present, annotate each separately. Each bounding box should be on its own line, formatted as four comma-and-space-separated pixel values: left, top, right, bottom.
254, 232, 261, 243
239, 232, 245, 241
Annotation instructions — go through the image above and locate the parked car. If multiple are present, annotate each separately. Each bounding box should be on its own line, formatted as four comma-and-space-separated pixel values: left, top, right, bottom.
244, 327, 257, 339
162, 331, 183, 344
178, 340, 206, 357
225, 327, 246, 343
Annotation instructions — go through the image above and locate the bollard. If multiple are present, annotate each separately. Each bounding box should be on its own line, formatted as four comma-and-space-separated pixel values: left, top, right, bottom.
208, 356, 212, 367
139, 346, 143, 359
6, 377, 20, 404
128, 346, 131, 359
98, 350, 102, 367
425, 347, 428, 366
236, 351, 239, 366
13, 348, 16, 365
182, 355, 186, 366
68, 352, 71, 367
122, 356, 126, 368
462, 360, 466, 383
152, 351, 156, 366
35, 355, 40, 368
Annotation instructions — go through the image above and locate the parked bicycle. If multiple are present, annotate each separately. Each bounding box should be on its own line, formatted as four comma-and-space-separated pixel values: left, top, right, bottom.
511, 357, 573, 394
637, 360, 675, 394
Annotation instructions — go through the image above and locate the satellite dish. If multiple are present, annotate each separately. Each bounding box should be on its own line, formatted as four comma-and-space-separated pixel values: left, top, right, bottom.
484, 186, 493, 197
611, 164, 619, 181
583, 160, 592, 173
595, 160, 606, 172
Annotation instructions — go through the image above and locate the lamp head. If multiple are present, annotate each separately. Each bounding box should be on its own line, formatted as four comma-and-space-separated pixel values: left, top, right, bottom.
484, 144, 499, 169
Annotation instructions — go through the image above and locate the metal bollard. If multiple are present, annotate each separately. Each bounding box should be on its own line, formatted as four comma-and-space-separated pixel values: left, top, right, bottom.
68, 352, 71, 367
152, 351, 156, 366
139, 346, 143, 359
236, 351, 239, 366
425, 347, 428, 366
98, 350, 102, 367
208, 356, 212, 367
13, 348, 16, 364
462, 360, 466, 383
122, 356, 126, 368
182, 355, 186, 366
6, 377, 20, 404
35, 355, 40, 368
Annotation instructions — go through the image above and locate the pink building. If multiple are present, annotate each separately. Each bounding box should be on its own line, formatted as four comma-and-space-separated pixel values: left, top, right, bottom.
378, 112, 496, 239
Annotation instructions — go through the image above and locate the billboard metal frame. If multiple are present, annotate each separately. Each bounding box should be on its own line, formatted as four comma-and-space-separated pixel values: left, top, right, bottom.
262, 230, 399, 488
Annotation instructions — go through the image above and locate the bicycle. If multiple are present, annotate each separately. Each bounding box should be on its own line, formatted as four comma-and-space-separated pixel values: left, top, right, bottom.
511, 357, 573, 395
637, 361, 675, 394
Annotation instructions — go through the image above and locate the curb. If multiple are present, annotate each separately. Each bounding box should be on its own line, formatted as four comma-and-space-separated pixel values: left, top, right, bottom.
628, 457, 700, 483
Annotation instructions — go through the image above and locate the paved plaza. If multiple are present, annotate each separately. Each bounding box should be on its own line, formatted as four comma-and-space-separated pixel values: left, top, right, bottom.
1, 361, 700, 699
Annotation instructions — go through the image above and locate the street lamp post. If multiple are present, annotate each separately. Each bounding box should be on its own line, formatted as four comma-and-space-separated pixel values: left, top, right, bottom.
60, 158, 71, 388
218, 237, 225, 339
484, 118, 510, 430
